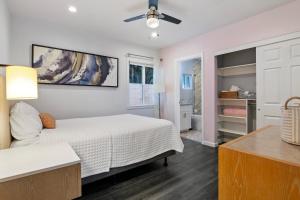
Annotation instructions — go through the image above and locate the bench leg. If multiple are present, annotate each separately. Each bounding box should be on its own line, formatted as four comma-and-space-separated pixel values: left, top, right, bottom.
164, 157, 168, 167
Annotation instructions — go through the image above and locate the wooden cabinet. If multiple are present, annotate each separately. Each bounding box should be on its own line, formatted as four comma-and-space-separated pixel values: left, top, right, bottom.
180, 105, 193, 131
0, 143, 81, 200
219, 126, 300, 200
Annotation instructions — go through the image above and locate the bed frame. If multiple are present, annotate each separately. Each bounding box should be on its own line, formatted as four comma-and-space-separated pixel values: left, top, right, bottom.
82, 150, 176, 185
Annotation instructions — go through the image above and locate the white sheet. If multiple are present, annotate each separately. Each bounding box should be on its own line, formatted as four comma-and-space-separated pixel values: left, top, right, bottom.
11, 114, 184, 178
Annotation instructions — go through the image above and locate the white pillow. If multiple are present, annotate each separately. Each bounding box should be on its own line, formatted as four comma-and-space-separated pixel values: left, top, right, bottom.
10, 102, 43, 140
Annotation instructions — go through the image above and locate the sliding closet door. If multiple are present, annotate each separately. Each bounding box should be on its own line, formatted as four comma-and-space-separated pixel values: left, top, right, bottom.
288, 39, 300, 97
257, 42, 287, 128
257, 38, 300, 128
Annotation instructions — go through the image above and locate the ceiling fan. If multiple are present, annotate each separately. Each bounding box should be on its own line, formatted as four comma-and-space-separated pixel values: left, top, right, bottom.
124, 0, 182, 29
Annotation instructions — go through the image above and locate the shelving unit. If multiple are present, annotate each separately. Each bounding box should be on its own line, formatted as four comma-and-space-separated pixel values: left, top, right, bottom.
218, 63, 256, 77
216, 47, 257, 143
218, 98, 256, 138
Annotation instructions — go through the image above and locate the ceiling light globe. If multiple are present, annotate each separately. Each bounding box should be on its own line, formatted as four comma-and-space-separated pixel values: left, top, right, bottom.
146, 17, 159, 29
150, 32, 159, 39
68, 6, 77, 13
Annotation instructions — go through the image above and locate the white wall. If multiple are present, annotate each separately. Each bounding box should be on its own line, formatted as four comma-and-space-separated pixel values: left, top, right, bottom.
0, 0, 10, 64
10, 17, 160, 119
160, 0, 300, 145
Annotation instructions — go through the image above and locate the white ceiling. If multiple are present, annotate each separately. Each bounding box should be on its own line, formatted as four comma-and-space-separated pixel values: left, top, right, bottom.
7, 0, 294, 49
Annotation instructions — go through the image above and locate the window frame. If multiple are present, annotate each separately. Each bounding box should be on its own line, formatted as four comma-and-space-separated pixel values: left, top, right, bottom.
128, 58, 155, 109
182, 73, 193, 90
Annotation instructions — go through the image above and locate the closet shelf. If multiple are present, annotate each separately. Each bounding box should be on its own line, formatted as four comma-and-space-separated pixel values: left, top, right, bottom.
218, 128, 246, 136
218, 115, 247, 124
218, 63, 256, 77
218, 98, 256, 106
218, 115, 246, 120
219, 98, 256, 101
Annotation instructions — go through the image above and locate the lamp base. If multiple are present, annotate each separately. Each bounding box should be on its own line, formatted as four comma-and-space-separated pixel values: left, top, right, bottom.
0, 76, 11, 149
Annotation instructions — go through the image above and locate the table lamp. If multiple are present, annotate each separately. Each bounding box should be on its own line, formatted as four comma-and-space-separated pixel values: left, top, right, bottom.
6, 66, 38, 100
0, 65, 38, 149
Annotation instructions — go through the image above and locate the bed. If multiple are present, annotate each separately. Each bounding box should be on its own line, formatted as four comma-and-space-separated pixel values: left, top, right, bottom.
9, 114, 184, 184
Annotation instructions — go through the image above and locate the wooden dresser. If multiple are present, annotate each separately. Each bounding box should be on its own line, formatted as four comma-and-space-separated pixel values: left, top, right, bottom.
219, 126, 300, 200
0, 143, 81, 200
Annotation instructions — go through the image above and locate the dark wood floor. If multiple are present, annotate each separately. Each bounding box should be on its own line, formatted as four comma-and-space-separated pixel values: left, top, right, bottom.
77, 139, 218, 200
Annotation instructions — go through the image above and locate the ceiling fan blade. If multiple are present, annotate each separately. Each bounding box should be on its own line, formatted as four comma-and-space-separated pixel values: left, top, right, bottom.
149, 0, 158, 9
159, 13, 182, 24
124, 14, 146, 22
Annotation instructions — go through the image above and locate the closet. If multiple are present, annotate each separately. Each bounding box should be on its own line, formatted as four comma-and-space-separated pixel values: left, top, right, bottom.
216, 48, 257, 143
216, 36, 300, 144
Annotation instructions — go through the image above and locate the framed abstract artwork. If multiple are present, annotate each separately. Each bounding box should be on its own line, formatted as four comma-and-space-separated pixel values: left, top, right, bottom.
32, 44, 119, 87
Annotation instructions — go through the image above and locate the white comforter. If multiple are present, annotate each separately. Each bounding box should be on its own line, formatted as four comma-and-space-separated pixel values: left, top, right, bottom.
11, 114, 184, 178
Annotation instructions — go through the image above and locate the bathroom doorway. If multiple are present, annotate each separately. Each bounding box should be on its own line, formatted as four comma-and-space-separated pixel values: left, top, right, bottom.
174, 54, 204, 143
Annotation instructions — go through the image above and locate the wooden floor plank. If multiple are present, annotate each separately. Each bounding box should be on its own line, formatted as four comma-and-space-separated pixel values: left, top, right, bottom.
77, 139, 218, 200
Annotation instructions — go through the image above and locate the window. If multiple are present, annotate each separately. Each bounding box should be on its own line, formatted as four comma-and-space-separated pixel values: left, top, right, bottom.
129, 63, 154, 107
182, 74, 193, 90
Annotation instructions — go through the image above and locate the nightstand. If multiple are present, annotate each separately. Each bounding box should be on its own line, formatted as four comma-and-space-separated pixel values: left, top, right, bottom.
0, 143, 81, 200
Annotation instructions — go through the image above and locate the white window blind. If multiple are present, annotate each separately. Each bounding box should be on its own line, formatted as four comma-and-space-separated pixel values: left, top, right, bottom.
128, 55, 155, 107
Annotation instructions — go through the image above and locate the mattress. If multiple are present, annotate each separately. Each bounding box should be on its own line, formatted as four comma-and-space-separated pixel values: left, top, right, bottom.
11, 114, 184, 178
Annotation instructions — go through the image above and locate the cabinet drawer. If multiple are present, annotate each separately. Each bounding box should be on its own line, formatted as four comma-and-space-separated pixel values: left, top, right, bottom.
180, 111, 192, 131
0, 164, 81, 200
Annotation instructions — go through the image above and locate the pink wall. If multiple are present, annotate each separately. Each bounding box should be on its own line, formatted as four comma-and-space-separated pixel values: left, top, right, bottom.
160, 0, 300, 145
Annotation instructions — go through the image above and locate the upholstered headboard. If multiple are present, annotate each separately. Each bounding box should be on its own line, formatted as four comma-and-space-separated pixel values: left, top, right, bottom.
0, 76, 11, 149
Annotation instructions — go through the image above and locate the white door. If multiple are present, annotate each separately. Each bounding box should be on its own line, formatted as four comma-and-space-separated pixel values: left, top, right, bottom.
287, 39, 300, 98
257, 38, 300, 128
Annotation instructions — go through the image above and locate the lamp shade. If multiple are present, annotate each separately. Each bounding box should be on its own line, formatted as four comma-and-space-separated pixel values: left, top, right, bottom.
6, 66, 38, 100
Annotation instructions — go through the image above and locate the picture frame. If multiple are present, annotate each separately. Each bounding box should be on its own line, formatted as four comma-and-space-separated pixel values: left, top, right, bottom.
31, 44, 119, 88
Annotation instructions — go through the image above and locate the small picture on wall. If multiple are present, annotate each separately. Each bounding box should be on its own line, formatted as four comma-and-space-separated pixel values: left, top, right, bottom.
32, 44, 118, 87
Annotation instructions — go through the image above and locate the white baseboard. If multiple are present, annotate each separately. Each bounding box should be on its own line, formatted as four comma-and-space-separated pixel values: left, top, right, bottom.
202, 140, 218, 148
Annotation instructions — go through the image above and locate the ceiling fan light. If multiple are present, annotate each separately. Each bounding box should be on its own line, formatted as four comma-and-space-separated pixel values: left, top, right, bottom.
146, 17, 159, 29
150, 31, 159, 39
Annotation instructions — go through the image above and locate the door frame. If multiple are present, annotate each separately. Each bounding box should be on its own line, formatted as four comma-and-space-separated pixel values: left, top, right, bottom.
215, 31, 300, 56
174, 52, 205, 143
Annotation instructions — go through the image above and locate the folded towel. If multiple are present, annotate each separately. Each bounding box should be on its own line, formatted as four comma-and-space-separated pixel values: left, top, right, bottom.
223, 107, 246, 117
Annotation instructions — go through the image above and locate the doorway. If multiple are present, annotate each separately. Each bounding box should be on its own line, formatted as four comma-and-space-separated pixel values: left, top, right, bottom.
174, 53, 204, 143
